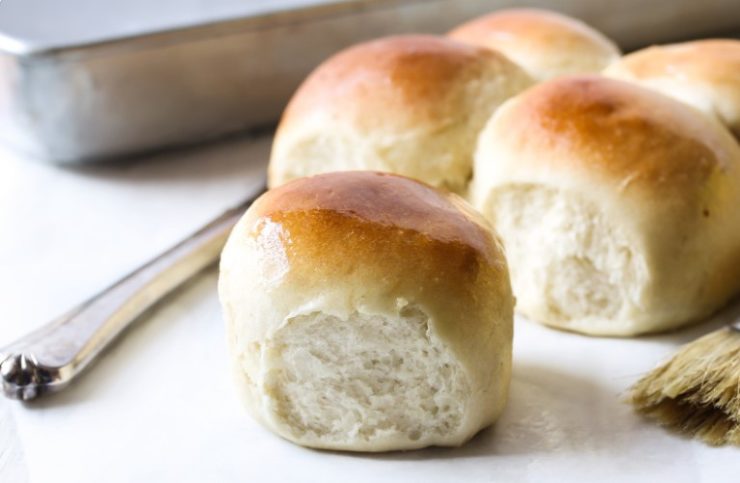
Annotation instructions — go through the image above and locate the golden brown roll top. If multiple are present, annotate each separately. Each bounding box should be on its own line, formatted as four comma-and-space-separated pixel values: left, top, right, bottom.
232, 171, 509, 333
478, 76, 737, 196
605, 39, 740, 139
269, 35, 532, 193
220, 171, 514, 450
449, 8, 620, 81
471, 76, 740, 335
254, 172, 494, 261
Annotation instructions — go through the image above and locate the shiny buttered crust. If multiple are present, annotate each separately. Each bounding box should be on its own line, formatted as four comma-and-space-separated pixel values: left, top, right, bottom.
449, 8, 620, 81
269, 35, 532, 193
219, 172, 514, 451
471, 76, 740, 336
604, 39, 740, 139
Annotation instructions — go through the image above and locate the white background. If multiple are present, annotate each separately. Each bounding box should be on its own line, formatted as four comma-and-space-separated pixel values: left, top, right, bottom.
0, 133, 738, 482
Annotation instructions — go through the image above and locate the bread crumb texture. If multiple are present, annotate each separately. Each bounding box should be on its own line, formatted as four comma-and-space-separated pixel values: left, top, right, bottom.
263, 306, 469, 445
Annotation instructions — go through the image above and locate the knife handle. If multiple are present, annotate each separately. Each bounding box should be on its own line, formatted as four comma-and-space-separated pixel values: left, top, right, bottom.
0, 186, 263, 401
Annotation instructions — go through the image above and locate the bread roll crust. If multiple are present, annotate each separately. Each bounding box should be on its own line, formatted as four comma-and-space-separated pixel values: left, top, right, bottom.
493, 76, 735, 192
449, 8, 620, 80
472, 76, 740, 335
279, 35, 494, 129
269, 35, 532, 192
605, 40, 740, 138
256, 169, 494, 257
220, 172, 514, 450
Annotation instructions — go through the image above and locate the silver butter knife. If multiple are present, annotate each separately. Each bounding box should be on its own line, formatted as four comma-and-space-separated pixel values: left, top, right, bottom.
0, 185, 265, 401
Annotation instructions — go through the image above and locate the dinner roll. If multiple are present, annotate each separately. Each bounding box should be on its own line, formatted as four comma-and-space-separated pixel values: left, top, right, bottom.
448, 8, 620, 81
604, 39, 740, 139
471, 76, 740, 336
219, 171, 514, 451
269, 35, 532, 193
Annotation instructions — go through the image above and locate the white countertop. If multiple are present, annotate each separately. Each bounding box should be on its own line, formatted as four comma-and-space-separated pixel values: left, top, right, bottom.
0, 136, 738, 482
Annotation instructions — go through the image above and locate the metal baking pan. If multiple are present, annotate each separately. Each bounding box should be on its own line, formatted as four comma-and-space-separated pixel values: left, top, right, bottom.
1, 0, 739, 163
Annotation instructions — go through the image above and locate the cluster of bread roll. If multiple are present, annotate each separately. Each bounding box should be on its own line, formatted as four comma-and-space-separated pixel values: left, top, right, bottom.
219, 8, 740, 452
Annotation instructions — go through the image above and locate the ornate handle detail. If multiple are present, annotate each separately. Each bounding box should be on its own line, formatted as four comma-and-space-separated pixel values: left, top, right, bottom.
0, 185, 264, 400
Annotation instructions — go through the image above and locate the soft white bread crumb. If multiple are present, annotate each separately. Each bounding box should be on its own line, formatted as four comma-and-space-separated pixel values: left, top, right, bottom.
220, 172, 514, 451
471, 76, 740, 336
490, 185, 647, 335
264, 308, 469, 449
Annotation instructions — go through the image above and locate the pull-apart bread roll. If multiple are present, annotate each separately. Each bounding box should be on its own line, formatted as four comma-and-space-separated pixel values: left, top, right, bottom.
471, 76, 740, 336
269, 35, 532, 193
448, 8, 620, 81
605, 39, 740, 139
219, 171, 514, 451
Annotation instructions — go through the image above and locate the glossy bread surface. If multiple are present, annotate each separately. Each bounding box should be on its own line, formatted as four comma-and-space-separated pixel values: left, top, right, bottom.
497, 76, 735, 194
278, 35, 512, 129
220, 171, 514, 450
